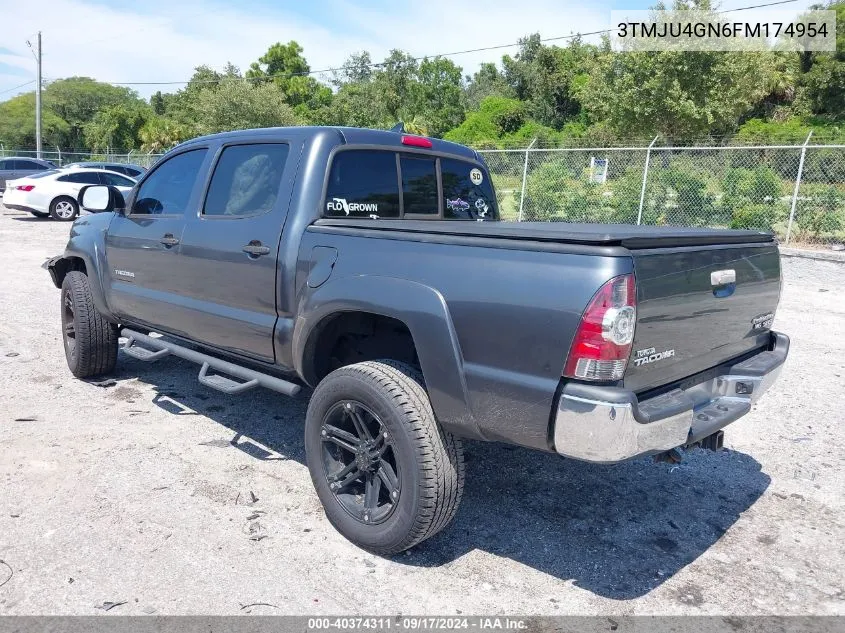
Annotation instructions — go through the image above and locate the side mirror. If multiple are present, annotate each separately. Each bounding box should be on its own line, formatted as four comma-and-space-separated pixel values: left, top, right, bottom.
79, 185, 126, 214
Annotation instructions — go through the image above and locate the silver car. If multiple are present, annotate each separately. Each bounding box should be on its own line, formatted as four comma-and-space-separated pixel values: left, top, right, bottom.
0, 157, 56, 192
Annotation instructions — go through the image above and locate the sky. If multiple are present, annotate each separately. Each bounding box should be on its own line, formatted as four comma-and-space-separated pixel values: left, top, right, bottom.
0, 0, 818, 103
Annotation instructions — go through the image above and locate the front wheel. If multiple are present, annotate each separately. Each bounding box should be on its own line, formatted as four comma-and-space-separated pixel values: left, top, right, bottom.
60, 271, 118, 378
305, 360, 465, 555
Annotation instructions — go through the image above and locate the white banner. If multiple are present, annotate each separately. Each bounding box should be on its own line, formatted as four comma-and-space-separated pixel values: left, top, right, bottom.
610, 9, 837, 52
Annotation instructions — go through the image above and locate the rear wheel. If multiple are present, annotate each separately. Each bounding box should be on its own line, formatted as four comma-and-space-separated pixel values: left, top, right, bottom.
305, 360, 465, 556
50, 196, 79, 221
60, 271, 118, 378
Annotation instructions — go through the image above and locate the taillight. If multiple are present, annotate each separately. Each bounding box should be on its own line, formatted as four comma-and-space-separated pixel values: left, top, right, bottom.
15, 185, 35, 192
563, 274, 637, 382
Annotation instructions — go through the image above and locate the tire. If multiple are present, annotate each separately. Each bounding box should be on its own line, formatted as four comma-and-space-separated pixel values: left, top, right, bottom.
31, 211, 49, 218
305, 360, 465, 556
60, 271, 118, 378
49, 196, 79, 221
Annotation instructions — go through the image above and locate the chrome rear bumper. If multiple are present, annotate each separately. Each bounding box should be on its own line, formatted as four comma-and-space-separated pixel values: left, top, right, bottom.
553, 332, 789, 463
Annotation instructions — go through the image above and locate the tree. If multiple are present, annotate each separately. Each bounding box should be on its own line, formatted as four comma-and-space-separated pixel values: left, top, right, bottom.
444, 96, 526, 146
580, 44, 785, 139
150, 91, 166, 115
315, 81, 389, 128
409, 57, 465, 137
797, 1, 845, 118
84, 102, 151, 151
193, 79, 298, 134
0, 92, 69, 148
372, 50, 419, 123
139, 116, 192, 153
246, 41, 331, 112
331, 51, 374, 86
465, 63, 513, 110
44, 77, 144, 149
502, 35, 596, 129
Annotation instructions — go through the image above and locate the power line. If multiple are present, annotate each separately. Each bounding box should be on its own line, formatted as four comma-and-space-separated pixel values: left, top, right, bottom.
0, 79, 36, 96
16, 0, 802, 91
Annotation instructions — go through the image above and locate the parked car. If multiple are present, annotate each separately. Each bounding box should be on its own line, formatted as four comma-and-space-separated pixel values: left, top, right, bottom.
3, 168, 135, 221
63, 162, 146, 179
45, 126, 788, 555
0, 157, 56, 192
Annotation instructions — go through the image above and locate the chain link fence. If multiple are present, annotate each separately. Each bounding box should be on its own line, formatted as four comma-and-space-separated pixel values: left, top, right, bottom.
0, 148, 164, 169
4, 140, 843, 247
479, 141, 845, 247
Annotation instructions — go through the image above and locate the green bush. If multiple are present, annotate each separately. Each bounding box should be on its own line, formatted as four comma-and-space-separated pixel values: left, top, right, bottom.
729, 204, 779, 230
660, 166, 715, 225
524, 160, 616, 222
723, 166, 783, 205
795, 185, 845, 237
802, 149, 845, 185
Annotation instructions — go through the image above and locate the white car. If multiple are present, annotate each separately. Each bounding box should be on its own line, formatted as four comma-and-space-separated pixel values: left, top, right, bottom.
1, 168, 136, 221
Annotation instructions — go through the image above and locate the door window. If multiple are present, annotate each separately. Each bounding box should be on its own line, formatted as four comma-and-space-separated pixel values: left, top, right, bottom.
324, 150, 400, 218
0, 160, 12, 170
132, 149, 207, 215
203, 144, 289, 217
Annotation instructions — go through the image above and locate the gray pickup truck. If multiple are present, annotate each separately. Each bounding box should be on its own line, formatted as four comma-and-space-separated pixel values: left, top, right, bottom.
45, 126, 789, 555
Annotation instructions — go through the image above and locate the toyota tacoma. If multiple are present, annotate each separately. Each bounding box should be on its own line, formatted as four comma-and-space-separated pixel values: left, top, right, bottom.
45, 126, 789, 555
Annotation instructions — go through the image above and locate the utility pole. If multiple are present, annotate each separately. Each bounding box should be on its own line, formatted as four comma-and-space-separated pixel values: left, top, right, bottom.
35, 32, 42, 159
27, 32, 42, 159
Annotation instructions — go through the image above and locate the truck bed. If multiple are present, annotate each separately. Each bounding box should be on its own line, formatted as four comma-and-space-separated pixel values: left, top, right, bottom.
314, 219, 775, 249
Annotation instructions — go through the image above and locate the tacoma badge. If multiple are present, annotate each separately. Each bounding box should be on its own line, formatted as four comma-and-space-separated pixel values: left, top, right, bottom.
634, 347, 676, 367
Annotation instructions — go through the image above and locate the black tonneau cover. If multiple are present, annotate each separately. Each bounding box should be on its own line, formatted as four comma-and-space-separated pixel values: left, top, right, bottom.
314, 219, 774, 249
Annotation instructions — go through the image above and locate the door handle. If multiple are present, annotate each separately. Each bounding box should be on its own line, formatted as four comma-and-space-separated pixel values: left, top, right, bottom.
242, 242, 271, 257
160, 234, 180, 247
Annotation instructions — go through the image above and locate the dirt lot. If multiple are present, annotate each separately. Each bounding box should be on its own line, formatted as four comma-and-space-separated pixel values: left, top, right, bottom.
0, 207, 843, 616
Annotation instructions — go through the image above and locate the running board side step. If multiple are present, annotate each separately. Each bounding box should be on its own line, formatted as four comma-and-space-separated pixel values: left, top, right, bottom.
120, 328, 301, 397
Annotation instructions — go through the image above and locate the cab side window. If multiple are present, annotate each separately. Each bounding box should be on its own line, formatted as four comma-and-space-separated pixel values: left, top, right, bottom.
132, 149, 207, 215
203, 144, 289, 217
440, 158, 498, 220
325, 150, 399, 218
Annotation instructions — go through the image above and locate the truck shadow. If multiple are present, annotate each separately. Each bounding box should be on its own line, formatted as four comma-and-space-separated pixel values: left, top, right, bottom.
413, 442, 769, 599
116, 354, 770, 601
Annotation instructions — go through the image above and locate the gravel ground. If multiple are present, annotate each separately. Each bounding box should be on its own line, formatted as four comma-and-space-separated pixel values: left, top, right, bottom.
0, 207, 843, 616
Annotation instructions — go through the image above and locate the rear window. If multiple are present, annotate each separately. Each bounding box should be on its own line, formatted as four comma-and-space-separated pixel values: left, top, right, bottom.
324, 149, 497, 220
401, 155, 438, 215
440, 158, 497, 220
30, 169, 60, 179
325, 150, 400, 218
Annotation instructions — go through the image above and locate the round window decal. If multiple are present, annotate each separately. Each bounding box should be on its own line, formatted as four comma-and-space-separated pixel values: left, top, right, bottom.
470, 168, 483, 186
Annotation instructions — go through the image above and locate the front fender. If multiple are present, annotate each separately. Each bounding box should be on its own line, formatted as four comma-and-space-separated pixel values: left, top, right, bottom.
293, 275, 483, 440
45, 214, 117, 323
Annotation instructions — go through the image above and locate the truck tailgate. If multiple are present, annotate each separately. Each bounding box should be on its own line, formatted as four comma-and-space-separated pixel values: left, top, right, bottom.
625, 243, 781, 393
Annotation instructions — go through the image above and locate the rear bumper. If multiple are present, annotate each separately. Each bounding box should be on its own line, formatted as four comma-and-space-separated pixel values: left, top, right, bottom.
552, 331, 789, 463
